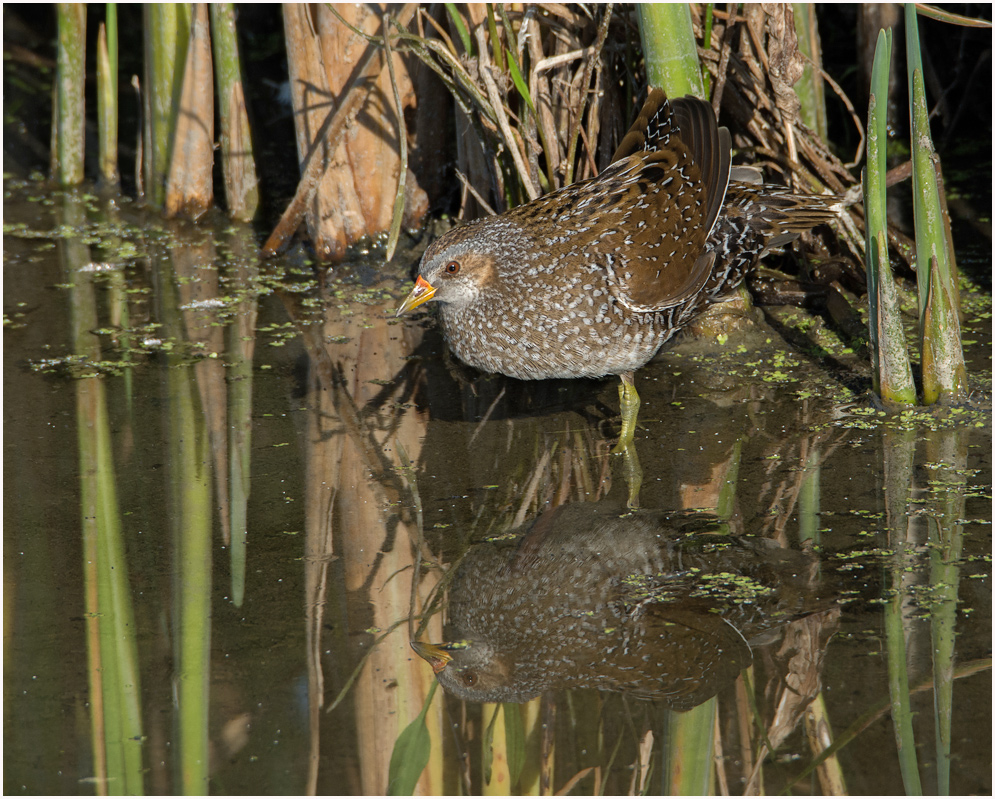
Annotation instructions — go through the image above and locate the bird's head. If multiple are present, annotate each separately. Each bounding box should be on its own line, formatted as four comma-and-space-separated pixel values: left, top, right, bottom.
395, 221, 512, 316
410, 638, 543, 704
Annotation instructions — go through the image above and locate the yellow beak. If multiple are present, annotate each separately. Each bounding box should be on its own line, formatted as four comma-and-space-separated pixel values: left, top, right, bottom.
396, 275, 437, 317
410, 640, 452, 674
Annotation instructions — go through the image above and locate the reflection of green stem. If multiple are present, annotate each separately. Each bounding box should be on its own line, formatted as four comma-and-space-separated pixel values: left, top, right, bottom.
884, 561, 922, 795
664, 700, 715, 794
925, 430, 967, 796
226, 230, 258, 606
65, 195, 145, 795
158, 252, 213, 794
797, 446, 820, 547
882, 427, 921, 794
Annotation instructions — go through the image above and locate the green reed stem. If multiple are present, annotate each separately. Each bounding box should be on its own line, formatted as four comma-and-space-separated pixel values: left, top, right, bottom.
55, 4, 86, 186
144, 4, 191, 208
637, 3, 704, 98
798, 446, 821, 547
210, 3, 260, 221
793, 4, 828, 141
384, 15, 409, 262
865, 28, 916, 406
904, 4, 968, 404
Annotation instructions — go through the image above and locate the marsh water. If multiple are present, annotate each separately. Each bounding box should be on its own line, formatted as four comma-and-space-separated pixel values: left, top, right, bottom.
3, 180, 991, 796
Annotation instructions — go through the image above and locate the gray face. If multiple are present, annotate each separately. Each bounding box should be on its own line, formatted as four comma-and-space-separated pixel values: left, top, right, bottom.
431, 640, 545, 704
414, 218, 516, 310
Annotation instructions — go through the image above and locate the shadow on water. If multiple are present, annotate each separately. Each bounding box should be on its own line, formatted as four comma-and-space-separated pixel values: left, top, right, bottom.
3, 182, 991, 795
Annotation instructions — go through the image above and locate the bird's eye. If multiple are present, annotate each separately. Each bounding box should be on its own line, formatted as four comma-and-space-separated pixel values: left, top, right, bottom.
445, 260, 461, 275
461, 671, 478, 687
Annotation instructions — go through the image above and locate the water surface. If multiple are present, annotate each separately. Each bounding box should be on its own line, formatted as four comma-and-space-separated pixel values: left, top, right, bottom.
3, 182, 991, 795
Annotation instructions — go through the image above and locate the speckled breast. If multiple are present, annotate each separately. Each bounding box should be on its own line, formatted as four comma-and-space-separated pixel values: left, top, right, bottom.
437, 290, 683, 381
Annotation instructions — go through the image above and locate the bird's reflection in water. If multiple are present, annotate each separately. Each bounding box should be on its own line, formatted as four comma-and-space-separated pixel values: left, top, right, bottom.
413, 502, 835, 710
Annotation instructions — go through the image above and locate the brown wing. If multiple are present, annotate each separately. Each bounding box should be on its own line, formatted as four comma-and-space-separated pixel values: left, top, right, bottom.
611, 88, 675, 161
597, 90, 732, 311
671, 96, 732, 242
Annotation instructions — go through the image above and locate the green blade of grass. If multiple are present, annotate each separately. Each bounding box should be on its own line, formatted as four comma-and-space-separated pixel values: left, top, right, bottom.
387, 681, 437, 795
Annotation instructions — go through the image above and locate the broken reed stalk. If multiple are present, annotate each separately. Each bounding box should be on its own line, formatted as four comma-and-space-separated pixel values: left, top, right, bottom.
904, 4, 968, 405
54, 3, 86, 186
96, 5, 119, 186
864, 28, 916, 406
262, 3, 418, 257
210, 3, 260, 222
164, 2, 214, 219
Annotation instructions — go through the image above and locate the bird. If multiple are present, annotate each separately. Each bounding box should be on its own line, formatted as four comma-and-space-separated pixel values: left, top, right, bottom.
396, 89, 840, 450
410, 502, 834, 709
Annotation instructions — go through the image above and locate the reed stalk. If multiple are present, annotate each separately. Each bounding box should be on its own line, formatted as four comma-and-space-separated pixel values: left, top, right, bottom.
518, 698, 543, 794
164, 2, 214, 219
209, 3, 260, 221
54, 4, 86, 186
904, 4, 968, 405
864, 28, 916, 406
144, 4, 191, 209
482, 702, 512, 793
96, 6, 119, 185
637, 4, 705, 98
793, 4, 829, 142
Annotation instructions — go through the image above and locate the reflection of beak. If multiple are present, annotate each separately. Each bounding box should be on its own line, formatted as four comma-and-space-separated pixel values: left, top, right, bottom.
410, 641, 453, 674
396, 276, 437, 317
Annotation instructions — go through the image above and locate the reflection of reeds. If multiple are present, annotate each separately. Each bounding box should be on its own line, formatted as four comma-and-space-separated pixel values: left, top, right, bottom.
224, 226, 259, 606
924, 430, 969, 795
65, 194, 145, 796
155, 244, 216, 795
283, 276, 444, 794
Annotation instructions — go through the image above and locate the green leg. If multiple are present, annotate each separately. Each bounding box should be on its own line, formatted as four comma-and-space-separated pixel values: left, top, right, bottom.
611, 372, 640, 453
611, 372, 642, 508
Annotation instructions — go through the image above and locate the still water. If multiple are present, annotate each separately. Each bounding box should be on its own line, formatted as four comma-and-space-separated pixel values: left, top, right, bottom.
3, 182, 991, 795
